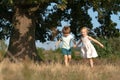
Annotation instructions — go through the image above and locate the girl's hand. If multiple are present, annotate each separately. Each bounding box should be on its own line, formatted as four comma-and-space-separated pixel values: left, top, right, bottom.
100, 44, 104, 48
55, 45, 57, 48
55, 40, 61, 48
88, 36, 104, 48
73, 44, 77, 48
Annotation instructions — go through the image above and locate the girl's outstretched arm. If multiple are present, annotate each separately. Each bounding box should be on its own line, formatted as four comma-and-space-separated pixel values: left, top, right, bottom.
88, 36, 104, 48
77, 39, 82, 47
71, 38, 76, 48
55, 39, 61, 47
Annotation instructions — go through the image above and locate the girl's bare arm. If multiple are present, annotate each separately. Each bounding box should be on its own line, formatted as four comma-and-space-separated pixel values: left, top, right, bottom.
88, 36, 104, 48
72, 39, 76, 48
77, 39, 82, 47
55, 39, 61, 47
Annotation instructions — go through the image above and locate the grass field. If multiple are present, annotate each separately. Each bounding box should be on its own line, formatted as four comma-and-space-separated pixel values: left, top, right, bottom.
0, 58, 120, 80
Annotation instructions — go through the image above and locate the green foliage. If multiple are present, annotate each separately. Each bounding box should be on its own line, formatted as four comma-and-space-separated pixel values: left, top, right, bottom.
0, 18, 13, 40
35, 38, 118, 61
0, 0, 120, 42
57, 0, 67, 11
94, 37, 120, 58
37, 48, 45, 61
71, 48, 82, 60
0, 40, 7, 60
37, 47, 82, 63
0, 0, 58, 5
37, 48, 63, 63
91, 0, 120, 38
0, 37, 119, 62
0, 37, 120, 62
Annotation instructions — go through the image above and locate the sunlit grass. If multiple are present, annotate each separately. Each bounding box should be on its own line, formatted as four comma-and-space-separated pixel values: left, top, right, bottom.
0, 58, 120, 80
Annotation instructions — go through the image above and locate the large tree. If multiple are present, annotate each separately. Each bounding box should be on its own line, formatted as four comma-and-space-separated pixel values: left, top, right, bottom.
0, 0, 63, 61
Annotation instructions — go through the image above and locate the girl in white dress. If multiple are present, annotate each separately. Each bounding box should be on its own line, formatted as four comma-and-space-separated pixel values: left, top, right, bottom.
77, 27, 104, 68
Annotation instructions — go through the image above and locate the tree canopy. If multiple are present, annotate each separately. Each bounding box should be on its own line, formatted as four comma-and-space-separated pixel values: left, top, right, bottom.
0, 0, 120, 42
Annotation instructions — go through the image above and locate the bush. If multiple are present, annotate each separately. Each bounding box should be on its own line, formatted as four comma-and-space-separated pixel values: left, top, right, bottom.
1, 37, 120, 62
0, 40, 7, 60
37, 48, 45, 61
37, 37, 120, 62
37, 48, 63, 63
94, 37, 120, 58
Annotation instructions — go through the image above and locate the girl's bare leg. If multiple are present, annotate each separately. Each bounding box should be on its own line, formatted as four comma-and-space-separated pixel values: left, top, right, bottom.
68, 55, 71, 64
64, 55, 68, 66
68, 55, 71, 62
89, 58, 94, 68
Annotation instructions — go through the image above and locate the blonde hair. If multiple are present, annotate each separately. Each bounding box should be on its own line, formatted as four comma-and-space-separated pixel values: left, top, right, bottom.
80, 27, 89, 33
62, 26, 71, 34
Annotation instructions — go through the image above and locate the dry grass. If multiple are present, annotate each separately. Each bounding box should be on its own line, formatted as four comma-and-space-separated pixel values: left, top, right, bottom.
0, 58, 120, 80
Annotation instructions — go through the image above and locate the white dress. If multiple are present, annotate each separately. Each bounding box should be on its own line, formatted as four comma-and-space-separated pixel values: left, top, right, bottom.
80, 36, 98, 58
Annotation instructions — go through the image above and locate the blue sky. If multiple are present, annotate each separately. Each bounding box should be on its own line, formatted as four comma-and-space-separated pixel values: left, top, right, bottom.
57, 7, 120, 32
111, 13, 120, 28
88, 8, 120, 29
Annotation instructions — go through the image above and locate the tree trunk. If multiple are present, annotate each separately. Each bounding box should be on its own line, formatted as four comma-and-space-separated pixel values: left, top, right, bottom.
6, 6, 39, 61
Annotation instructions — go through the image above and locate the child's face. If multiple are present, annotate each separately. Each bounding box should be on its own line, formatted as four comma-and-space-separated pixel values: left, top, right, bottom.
81, 29, 88, 36
63, 33, 69, 37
